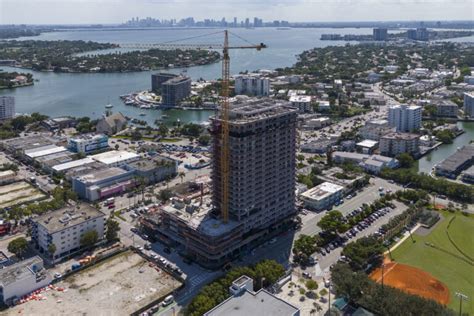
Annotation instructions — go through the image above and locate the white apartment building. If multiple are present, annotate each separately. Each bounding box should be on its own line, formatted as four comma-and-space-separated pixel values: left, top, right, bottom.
464, 92, 474, 118
31, 205, 105, 262
388, 104, 422, 132
359, 119, 394, 141
300, 182, 344, 211
379, 132, 420, 157
0, 256, 51, 305
234, 74, 270, 96
0, 96, 15, 120
289, 95, 312, 113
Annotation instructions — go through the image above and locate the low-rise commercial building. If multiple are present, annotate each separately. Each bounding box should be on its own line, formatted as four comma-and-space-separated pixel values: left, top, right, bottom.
72, 167, 135, 201
123, 157, 177, 184
68, 134, 109, 154
24, 145, 68, 161
204, 275, 299, 316
90, 150, 139, 167
41, 117, 77, 131
0, 256, 51, 305
461, 166, 474, 184
435, 145, 474, 179
300, 182, 344, 211
379, 132, 420, 157
304, 117, 331, 130
356, 139, 378, 154
332, 152, 399, 174
31, 205, 105, 262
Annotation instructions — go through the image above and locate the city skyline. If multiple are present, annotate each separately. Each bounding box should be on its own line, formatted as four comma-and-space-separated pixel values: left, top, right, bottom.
1, 0, 472, 25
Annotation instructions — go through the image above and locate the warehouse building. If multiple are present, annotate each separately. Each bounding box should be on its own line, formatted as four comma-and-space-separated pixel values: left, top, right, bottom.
90, 150, 139, 167
435, 145, 474, 179
72, 167, 135, 201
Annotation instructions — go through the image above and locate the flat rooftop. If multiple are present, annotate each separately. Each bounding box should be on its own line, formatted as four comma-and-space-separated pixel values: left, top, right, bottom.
2, 135, 54, 151
0, 256, 45, 287
90, 150, 139, 165
301, 181, 344, 201
216, 98, 298, 124
127, 156, 175, 172
289, 95, 311, 102
382, 132, 419, 141
53, 157, 95, 172
436, 145, 474, 173
34, 204, 105, 234
162, 197, 241, 237
25, 145, 68, 159
75, 167, 129, 184
357, 140, 379, 148
205, 289, 299, 316
69, 133, 107, 142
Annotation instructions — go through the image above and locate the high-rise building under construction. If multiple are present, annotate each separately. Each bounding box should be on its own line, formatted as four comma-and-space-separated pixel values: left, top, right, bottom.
142, 98, 298, 268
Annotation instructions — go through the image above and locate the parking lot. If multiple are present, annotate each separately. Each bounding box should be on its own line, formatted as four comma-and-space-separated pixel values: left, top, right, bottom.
8, 250, 182, 316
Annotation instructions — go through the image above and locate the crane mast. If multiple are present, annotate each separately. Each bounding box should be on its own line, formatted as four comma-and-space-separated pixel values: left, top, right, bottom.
220, 30, 231, 223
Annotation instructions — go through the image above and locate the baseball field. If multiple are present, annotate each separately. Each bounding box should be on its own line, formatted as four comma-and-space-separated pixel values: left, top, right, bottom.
379, 210, 473, 314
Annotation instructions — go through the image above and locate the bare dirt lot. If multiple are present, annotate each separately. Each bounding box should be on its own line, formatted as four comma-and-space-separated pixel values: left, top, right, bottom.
5, 251, 182, 316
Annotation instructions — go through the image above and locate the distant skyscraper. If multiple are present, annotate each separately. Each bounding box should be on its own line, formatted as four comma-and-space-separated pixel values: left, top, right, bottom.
388, 104, 422, 132
0, 96, 15, 121
245, 18, 250, 28
373, 28, 388, 41
233, 17, 237, 27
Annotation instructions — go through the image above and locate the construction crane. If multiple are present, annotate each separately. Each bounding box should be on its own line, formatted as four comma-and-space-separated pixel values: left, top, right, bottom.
120, 31, 266, 223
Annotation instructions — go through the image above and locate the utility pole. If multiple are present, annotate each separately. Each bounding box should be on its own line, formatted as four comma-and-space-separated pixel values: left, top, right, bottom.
455, 292, 468, 316
328, 282, 331, 315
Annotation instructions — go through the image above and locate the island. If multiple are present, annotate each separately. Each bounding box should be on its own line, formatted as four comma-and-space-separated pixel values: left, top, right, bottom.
0, 40, 221, 73
0, 71, 34, 89
320, 30, 474, 41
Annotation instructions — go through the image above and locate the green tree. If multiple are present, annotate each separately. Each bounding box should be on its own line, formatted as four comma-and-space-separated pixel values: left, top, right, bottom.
318, 210, 345, 233
80, 230, 99, 248
105, 218, 120, 242
8, 237, 28, 258
396, 153, 415, 168
341, 236, 384, 271
48, 243, 57, 257
130, 130, 142, 141
198, 134, 211, 146
306, 279, 318, 291
293, 234, 318, 263
158, 189, 173, 202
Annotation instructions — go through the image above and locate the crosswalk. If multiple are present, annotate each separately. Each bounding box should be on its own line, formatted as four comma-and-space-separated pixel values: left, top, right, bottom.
187, 273, 211, 287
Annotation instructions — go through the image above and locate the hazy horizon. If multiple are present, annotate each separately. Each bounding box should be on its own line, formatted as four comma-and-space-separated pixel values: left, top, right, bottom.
1, 0, 473, 25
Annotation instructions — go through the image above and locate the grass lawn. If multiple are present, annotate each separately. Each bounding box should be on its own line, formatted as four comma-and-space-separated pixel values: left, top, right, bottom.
392, 210, 474, 315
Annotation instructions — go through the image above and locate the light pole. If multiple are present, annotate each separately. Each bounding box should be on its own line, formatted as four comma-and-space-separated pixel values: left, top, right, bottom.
455, 292, 468, 316
328, 281, 331, 315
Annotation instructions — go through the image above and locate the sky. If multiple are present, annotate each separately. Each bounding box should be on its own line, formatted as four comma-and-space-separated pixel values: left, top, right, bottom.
0, 0, 473, 25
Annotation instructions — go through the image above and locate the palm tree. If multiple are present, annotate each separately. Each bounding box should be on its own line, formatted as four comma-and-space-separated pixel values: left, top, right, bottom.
178, 172, 185, 183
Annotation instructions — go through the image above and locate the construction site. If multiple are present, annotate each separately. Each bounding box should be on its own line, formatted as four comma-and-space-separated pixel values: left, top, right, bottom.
141, 98, 298, 268
7, 250, 182, 316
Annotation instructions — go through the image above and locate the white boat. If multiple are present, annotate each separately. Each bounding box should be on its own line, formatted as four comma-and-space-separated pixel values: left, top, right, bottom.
139, 112, 146, 116
162, 114, 169, 119
105, 103, 113, 109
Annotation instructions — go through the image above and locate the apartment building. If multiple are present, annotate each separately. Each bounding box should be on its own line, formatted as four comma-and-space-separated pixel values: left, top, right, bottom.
434, 100, 459, 118
359, 119, 394, 141
0, 96, 15, 121
464, 92, 474, 118
31, 205, 105, 262
388, 104, 422, 132
234, 74, 270, 97
379, 132, 420, 157
289, 95, 312, 113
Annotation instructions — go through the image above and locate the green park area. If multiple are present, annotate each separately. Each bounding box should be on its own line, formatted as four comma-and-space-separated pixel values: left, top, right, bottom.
392, 210, 474, 315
